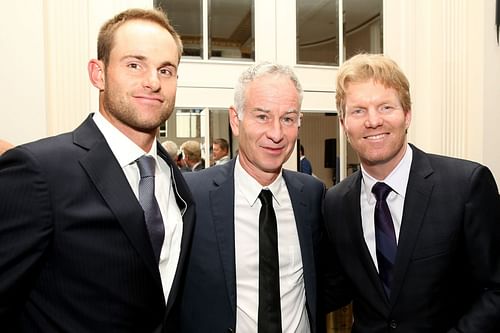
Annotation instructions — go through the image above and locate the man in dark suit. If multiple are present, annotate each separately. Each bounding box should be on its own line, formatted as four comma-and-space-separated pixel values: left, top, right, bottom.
299, 144, 313, 175
0, 8, 194, 332
323, 53, 500, 332
180, 140, 205, 172
180, 62, 325, 332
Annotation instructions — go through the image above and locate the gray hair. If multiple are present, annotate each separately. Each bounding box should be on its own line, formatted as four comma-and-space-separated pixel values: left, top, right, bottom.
161, 140, 179, 160
233, 62, 303, 119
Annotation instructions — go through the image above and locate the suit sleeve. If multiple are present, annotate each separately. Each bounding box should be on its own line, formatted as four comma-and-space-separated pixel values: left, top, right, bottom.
0, 147, 53, 322
453, 165, 500, 332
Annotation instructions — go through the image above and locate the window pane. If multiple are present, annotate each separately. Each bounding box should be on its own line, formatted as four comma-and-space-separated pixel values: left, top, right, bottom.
156, 0, 203, 58
297, 0, 339, 66
176, 109, 204, 138
209, 0, 254, 60
344, 0, 383, 59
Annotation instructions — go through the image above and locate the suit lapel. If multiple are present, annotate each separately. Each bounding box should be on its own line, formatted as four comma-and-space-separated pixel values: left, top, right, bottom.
389, 146, 434, 305
74, 116, 161, 287
210, 161, 237, 312
284, 173, 315, 276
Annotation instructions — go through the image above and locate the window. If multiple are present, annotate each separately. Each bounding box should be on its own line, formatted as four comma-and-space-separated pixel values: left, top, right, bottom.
156, 0, 203, 58
156, 0, 254, 61
296, 0, 383, 65
209, 0, 254, 60
296, 0, 340, 66
344, 0, 383, 58
175, 109, 205, 138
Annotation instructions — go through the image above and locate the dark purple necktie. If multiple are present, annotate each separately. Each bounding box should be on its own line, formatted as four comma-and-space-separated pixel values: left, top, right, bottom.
372, 182, 397, 297
258, 189, 282, 333
137, 155, 165, 263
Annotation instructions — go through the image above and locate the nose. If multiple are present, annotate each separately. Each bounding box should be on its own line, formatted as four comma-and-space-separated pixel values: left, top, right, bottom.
266, 117, 284, 142
143, 70, 161, 92
364, 108, 383, 128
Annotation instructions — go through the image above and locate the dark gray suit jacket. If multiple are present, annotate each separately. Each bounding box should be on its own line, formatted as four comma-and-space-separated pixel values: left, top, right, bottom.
323, 144, 500, 332
180, 159, 325, 332
0, 115, 195, 332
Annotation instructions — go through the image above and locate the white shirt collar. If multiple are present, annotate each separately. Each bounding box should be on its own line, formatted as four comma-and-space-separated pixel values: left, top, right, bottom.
92, 111, 158, 166
234, 155, 284, 207
361, 143, 413, 200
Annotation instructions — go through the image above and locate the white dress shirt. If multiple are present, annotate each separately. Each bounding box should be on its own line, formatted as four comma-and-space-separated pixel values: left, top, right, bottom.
215, 155, 230, 165
234, 156, 310, 333
92, 111, 183, 303
360, 144, 413, 271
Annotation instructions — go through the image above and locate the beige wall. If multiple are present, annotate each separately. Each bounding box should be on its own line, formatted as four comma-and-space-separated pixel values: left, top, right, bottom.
0, 2, 46, 145
384, 0, 500, 182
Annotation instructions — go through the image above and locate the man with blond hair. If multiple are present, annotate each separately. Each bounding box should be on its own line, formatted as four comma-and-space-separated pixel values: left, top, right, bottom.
323, 53, 500, 332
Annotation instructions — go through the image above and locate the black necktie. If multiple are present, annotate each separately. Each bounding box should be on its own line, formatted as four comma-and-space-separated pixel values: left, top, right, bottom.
137, 155, 165, 263
258, 189, 282, 333
372, 182, 397, 297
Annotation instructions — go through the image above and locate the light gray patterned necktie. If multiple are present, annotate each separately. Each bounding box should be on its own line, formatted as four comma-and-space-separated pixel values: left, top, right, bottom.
136, 155, 165, 263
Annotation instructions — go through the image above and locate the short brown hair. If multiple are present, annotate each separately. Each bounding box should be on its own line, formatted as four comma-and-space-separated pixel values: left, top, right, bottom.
97, 8, 183, 66
336, 53, 411, 119
213, 138, 229, 152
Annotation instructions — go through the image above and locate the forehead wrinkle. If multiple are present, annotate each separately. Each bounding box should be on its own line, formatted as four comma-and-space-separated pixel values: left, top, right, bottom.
251, 107, 271, 113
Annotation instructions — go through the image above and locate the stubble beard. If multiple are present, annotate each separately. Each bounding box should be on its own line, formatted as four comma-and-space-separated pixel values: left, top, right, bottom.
103, 90, 175, 134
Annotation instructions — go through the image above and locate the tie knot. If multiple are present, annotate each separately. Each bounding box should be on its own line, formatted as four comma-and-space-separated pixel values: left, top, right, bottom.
137, 155, 156, 178
258, 189, 273, 206
372, 182, 392, 201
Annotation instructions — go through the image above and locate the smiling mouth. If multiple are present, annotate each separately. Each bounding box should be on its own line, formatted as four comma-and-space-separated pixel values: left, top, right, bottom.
135, 96, 164, 103
364, 133, 387, 140
263, 146, 285, 153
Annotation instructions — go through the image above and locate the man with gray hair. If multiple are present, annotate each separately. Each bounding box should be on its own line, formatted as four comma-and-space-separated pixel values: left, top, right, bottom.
179, 62, 325, 332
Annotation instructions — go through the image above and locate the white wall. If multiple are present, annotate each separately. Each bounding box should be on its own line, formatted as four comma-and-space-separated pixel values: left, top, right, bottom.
482, 0, 500, 182
0, 1, 46, 145
384, 0, 500, 182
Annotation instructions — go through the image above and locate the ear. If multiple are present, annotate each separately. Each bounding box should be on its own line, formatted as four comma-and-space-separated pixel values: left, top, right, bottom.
340, 116, 347, 132
404, 108, 412, 130
228, 106, 240, 137
340, 117, 350, 142
88, 59, 105, 90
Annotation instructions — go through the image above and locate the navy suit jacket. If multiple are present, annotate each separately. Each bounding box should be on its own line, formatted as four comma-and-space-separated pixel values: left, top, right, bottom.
300, 156, 313, 175
0, 115, 195, 332
180, 159, 325, 332
323, 144, 500, 332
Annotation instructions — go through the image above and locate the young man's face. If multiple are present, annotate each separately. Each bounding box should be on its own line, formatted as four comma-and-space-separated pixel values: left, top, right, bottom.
341, 79, 411, 177
98, 20, 180, 137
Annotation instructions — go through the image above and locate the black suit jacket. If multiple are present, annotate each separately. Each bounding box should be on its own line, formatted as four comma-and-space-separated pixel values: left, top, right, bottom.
323, 144, 500, 332
0, 115, 195, 332
179, 159, 325, 332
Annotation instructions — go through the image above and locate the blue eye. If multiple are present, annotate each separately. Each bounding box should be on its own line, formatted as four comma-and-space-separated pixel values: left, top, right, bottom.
280, 114, 299, 126
159, 67, 176, 77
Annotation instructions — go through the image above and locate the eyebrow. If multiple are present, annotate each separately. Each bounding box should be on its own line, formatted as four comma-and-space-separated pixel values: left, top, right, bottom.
120, 55, 178, 69
251, 107, 271, 113
250, 108, 299, 114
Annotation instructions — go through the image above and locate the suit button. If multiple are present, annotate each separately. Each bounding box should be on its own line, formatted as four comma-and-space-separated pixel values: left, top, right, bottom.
389, 320, 398, 329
